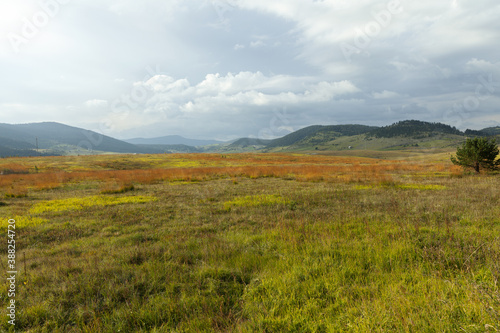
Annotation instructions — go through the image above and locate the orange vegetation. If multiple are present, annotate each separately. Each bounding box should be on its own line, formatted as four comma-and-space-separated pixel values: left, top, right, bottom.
0, 153, 463, 195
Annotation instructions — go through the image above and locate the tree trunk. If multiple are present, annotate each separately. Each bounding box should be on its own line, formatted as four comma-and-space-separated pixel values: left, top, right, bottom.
474, 162, 480, 173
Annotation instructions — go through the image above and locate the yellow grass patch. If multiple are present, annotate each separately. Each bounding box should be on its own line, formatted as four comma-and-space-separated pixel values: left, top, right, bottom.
30, 195, 157, 214
7, 216, 49, 228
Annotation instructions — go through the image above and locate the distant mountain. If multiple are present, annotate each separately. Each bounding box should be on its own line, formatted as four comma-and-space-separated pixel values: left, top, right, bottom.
0, 122, 149, 155
134, 144, 201, 153
1, 120, 498, 157
125, 135, 223, 147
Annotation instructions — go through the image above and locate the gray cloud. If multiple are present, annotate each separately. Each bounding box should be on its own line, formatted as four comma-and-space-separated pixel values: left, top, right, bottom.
1, 0, 499, 139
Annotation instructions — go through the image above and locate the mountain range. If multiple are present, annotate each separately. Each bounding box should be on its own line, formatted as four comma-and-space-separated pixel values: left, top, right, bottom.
0, 120, 499, 157
125, 135, 223, 146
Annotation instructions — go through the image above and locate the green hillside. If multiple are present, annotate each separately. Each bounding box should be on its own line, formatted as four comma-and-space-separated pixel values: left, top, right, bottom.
228, 138, 271, 148
1, 120, 498, 157
480, 126, 500, 136
261, 120, 500, 153
266, 124, 376, 148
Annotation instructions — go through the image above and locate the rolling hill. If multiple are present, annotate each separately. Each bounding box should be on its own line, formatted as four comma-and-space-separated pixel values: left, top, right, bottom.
367, 120, 462, 138
265, 124, 377, 148
479, 126, 500, 136
0, 122, 152, 157
125, 135, 223, 147
259, 120, 498, 153
228, 138, 271, 149
1, 120, 498, 157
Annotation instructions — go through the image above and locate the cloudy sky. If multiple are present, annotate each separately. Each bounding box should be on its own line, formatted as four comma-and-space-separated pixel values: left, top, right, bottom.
1, 0, 499, 140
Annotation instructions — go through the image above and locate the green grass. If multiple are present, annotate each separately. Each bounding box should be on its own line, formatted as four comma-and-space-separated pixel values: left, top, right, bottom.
0, 155, 499, 332
223, 194, 292, 211
355, 183, 446, 191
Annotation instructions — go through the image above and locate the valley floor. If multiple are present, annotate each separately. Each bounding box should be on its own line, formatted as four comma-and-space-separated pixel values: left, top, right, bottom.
0, 153, 499, 332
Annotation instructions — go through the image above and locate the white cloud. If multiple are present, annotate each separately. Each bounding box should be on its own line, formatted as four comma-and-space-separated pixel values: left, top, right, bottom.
465, 58, 500, 75
98, 71, 360, 137
84, 99, 108, 108
250, 40, 266, 48
143, 72, 359, 112
372, 90, 400, 99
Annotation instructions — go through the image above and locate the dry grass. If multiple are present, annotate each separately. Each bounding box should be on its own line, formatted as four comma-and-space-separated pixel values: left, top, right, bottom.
0, 154, 463, 197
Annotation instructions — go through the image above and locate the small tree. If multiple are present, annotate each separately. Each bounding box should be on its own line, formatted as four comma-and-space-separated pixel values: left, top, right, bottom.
451, 137, 500, 173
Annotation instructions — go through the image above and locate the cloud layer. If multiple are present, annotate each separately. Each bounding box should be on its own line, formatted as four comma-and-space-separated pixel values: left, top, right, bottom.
1, 0, 499, 139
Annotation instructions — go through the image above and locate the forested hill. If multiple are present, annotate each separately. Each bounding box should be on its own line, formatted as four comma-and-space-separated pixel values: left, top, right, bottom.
368, 120, 463, 138
479, 126, 500, 136
266, 124, 376, 148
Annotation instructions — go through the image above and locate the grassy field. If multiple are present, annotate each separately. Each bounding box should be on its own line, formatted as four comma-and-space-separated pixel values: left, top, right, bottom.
0, 153, 499, 332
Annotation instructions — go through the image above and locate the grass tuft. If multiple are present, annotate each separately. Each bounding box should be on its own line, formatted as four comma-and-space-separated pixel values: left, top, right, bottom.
223, 194, 291, 211
100, 182, 135, 194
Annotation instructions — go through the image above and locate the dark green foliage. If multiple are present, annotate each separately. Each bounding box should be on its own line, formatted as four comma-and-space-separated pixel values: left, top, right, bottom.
368, 120, 463, 138
480, 126, 500, 136
451, 137, 500, 173
0, 144, 49, 158
464, 129, 488, 137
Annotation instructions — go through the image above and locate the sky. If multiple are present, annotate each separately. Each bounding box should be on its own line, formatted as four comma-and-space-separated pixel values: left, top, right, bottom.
1, 0, 499, 140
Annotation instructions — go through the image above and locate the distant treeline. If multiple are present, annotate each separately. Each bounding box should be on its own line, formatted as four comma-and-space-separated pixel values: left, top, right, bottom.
0, 145, 55, 158
368, 120, 462, 138
367, 120, 495, 138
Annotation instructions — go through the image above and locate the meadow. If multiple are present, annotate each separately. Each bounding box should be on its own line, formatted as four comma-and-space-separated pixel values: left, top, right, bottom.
0, 152, 499, 332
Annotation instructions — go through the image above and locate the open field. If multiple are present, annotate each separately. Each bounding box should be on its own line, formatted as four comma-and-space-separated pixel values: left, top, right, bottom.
1, 153, 499, 332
